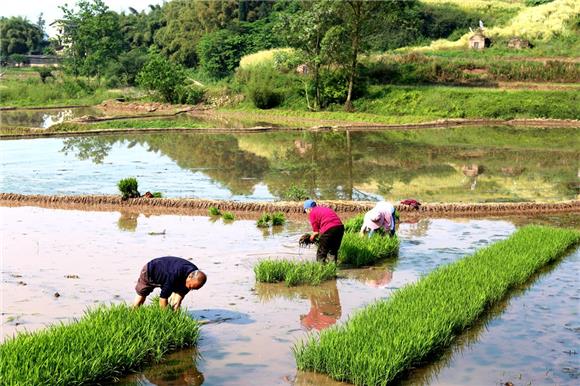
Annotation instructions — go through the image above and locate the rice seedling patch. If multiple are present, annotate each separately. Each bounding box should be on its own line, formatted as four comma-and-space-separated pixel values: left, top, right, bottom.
0, 303, 200, 386
294, 225, 580, 385
254, 259, 337, 287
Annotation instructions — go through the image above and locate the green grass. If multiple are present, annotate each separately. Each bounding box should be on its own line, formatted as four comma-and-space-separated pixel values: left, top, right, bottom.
254, 259, 337, 287
294, 225, 580, 385
224, 84, 580, 123
0, 303, 200, 386
338, 232, 400, 267
208, 206, 221, 216
50, 118, 212, 132
0, 73, 122, 108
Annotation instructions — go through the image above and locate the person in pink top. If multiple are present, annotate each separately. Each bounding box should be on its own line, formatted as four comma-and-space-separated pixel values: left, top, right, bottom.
304, 199, 344, 263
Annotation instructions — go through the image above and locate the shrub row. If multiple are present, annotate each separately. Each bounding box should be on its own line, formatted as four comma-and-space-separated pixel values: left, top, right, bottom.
294, 225, 580, 385
254, 260, 337, 287
0, 304, 200, 386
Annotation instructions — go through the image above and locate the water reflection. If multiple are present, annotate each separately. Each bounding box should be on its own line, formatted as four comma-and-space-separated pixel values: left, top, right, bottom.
2, 127, 578, 201
255, 281, 342, 331
0, 107, 102, 128
121, 349, 204, 386
117, 212, 138, 232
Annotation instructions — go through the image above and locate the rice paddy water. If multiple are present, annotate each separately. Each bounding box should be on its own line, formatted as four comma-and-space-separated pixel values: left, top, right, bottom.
1, 127, 578, 202
1, 206, 578, 385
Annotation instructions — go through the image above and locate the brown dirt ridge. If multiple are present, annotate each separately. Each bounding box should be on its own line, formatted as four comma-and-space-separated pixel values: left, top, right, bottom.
1, 193, 578, 220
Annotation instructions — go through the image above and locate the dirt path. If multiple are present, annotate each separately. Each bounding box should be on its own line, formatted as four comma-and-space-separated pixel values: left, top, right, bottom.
1, 193, 578, 220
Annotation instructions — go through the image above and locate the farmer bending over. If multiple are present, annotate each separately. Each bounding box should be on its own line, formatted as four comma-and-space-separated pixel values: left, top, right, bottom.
360, 201, 398, 237
304, 200, 344, 263
133, 256, 207, 310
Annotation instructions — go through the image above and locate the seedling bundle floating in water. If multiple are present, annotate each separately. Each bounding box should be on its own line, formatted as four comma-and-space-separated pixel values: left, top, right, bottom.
294, 225, 580, 385
256, 212, 286, 228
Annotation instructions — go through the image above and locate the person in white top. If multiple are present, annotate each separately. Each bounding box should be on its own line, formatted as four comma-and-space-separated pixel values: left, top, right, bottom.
360, 201, 397, 237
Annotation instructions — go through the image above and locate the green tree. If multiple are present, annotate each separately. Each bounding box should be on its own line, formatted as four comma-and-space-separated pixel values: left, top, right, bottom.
336, 0, 414, 110
197, 29, 246, 79
137, 49, 186, 103
59, 0, 125, 77
0, 16, 46, 56
277, 0, 341, 110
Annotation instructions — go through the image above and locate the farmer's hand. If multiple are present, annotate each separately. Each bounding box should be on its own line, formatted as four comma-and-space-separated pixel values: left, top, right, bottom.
310, 232, 319, 242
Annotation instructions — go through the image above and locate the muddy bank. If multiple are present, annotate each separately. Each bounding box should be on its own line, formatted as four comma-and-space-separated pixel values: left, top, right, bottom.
1, 193, 578, 219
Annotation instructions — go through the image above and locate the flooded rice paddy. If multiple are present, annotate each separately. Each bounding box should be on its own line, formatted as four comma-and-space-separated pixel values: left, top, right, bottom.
0, 107, 103, 128
1, 126, 579, 202
1, 206, 578, 385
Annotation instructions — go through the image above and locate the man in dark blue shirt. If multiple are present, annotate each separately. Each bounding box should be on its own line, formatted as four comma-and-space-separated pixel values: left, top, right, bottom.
133, 256, 207, 310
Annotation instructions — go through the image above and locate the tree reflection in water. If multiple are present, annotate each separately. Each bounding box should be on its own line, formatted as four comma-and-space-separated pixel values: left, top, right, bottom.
58, 128, 579, 202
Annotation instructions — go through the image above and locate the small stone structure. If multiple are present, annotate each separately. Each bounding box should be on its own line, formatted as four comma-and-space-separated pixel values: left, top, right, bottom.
507, 37, 531, 49
468, 30, 489, 50
296, 64, 309, 75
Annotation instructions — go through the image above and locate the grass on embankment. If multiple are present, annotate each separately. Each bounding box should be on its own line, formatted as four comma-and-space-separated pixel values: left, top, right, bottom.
224, 85, 580, 124
294, 225, 580, 385
0, 304, 200, 386
0, 72, 123, 108
255, 259, 337, 286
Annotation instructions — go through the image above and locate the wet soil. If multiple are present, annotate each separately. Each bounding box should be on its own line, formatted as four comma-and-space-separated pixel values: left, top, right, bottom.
1, 206, 578, 385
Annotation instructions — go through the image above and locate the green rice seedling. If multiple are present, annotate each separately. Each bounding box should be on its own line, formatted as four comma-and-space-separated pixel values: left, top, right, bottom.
254, 259, 337, 287
344, 213, 364, 233
117, 177, 140, 199
294, 225, 580, 385
151, 192, 163, 198
0, 303, 200, 386
338, 232, 400, 267
208, 206, 221, 216
222, 211, 235, 221
256, 213, 272, 228
271, 212, 286, 226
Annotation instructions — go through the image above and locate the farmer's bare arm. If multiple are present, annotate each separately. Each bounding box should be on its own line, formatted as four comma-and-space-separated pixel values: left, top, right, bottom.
310, 232, 319, 241
132, 295, 146, 308
171, 293, 184, 311
159, 297, 169, 308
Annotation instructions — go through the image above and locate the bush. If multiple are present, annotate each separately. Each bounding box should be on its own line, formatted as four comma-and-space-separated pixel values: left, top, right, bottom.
281, 185, 309, 201
137, 49, 186, 103
37, 67, 55, 83
209, 207, 221, 216
237, 63, 296, 109
117, 177, 140, 199
249, 87, 282, 109
175, 83, 206, 105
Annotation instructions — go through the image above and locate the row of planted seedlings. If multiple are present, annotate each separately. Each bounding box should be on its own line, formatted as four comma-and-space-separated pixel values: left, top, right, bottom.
0, 303, 200, 386
293, 225, 580, 385
254, 213, 400, 287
